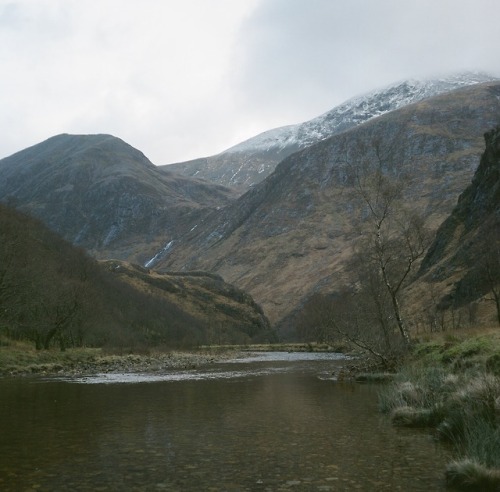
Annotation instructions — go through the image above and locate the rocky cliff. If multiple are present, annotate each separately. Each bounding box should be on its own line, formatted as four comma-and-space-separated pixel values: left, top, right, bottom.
419, 126, 500, 315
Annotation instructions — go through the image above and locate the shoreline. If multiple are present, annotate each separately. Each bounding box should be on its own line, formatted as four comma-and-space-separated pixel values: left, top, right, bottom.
0, 347, 244, 378
0, 341, 350, 378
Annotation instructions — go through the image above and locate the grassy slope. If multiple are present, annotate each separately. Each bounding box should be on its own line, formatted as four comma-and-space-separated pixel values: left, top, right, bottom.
379, 325, 500, 490
411, 326, 500, 369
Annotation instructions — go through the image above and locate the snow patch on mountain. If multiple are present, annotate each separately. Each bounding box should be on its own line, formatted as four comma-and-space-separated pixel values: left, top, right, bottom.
223, 72, 498, 156
144, 240, 174, 268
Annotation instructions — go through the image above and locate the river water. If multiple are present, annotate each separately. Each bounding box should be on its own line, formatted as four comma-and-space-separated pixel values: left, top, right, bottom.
0, 352, 450, 491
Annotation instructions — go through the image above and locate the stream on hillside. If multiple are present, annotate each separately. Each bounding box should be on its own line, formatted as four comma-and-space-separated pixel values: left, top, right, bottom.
0, 352, 450, 491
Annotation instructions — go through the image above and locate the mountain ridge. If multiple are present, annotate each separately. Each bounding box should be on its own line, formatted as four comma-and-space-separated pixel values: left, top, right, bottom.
164, 72, 498, 192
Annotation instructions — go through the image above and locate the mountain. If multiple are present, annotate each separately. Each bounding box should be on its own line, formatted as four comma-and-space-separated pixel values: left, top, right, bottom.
0, 204, 271, 349
0, 134, 236, 263
164, 72, 498, 193
153, 81, 500, 329
416, 126, 500, 323
2, 77, 499, 334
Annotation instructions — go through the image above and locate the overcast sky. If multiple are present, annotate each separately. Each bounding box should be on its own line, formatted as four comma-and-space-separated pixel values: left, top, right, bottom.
1, 0, 500, 165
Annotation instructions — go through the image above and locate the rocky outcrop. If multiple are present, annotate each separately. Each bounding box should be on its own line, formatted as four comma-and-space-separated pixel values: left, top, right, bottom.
103, 260, 272, 343
419, 126, 500, 308
422, 127, 500, 271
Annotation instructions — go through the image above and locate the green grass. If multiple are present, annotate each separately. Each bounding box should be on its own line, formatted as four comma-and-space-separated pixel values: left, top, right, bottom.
0, 339, 102, 374
446, 460, 500, 491
0, 337, 244, 375
412, 331, 500, 369
379, 328, 500, 486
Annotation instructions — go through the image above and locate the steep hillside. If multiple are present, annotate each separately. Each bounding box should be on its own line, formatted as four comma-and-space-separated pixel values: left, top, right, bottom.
154, 82, 500, 327
165, 72, 497, 192
0, 204, 270, 349
0, 134, 236, 263
417, 126, 500, 321
103, 261, 271, 344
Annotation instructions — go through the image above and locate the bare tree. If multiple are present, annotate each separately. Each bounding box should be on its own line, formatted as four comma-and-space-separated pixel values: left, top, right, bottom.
320, 286, 409, 369
346, 138, 431, 347
295, 293, 337, 344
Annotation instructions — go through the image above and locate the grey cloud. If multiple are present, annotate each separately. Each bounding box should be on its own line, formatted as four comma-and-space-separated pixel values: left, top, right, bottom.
1, 0, 500, 164
234, 0, 500, 126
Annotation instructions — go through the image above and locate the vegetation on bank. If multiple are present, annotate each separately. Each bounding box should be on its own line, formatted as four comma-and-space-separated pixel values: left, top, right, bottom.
0, 340, 351, 377
378, 328, 500, 490
201, 341, 349, 353
0, 337, 239, 376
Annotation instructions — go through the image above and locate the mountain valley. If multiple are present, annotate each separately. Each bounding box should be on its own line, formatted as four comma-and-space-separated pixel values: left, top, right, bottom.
1, 74, 500, 343
154, 80, 500, 329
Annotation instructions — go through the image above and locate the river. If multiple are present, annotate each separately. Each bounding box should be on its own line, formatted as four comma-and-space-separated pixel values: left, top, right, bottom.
0, 352, 450, 491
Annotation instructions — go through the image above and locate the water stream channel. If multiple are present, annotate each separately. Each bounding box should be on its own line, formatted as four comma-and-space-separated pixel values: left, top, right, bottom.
0, 352, 450, 491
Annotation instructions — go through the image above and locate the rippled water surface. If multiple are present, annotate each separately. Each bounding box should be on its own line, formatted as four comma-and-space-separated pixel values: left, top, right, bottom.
0, 352, 450, 491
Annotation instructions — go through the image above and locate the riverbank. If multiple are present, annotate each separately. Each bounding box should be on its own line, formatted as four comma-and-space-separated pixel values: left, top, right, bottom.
379, 327, 500, 490
0, 338, 354, 377
202, 342, 349, 353
0, 339, 242, 377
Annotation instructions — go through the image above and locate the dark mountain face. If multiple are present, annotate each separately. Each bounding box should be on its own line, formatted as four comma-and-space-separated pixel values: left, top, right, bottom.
418, 126, 500, 316
0, 134, 236, 263
164, 72, 498, 193
155, 82, 500, 326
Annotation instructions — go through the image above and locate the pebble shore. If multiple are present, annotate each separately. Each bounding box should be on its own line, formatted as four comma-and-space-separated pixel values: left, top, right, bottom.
0, 350, 241, 377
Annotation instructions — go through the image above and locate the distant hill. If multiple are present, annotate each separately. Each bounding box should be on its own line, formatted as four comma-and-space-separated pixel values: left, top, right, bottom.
0, 204, 271, 349
154, 81, 500, 329
164, 72, 498, 192
0, 133, 236, 264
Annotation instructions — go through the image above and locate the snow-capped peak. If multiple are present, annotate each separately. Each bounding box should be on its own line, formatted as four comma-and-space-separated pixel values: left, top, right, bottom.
223, 72, 498, 155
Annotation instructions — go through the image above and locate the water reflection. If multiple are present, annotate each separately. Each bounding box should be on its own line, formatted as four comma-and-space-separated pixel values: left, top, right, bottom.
227, 351, 350, 363
58, 352, 348, 384
0, 355, 449, 491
